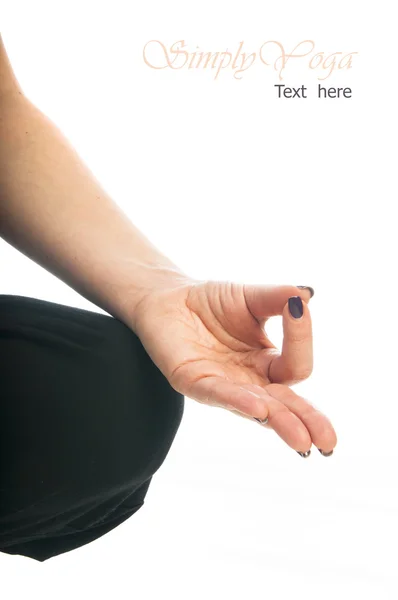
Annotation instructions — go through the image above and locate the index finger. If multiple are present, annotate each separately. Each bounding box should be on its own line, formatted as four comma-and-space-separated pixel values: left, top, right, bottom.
268, 296, 313, 386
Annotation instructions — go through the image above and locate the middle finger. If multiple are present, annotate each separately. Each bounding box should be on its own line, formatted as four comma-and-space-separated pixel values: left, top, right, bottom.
250, 382, 337, 455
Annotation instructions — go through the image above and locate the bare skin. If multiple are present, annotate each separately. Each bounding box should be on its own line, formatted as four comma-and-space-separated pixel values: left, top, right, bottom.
0, 34, 337, 457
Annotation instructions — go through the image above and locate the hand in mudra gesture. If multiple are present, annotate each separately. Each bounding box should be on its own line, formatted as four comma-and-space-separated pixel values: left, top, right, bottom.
133, 280, 337, 458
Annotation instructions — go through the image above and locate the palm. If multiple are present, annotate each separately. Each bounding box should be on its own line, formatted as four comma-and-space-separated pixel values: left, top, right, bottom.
169, 283, 276, 395
134, 279, 337, 456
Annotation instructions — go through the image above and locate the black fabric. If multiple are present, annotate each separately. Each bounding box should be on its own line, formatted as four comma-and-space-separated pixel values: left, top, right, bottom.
0, 294, 184, 562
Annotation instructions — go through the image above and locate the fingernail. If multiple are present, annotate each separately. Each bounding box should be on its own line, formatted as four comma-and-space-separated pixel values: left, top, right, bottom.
297, 450, 311, 458
253, 416, 269, 425
317, 448, 334, 457
288, 296, 303, 319
297, 286, 315, 298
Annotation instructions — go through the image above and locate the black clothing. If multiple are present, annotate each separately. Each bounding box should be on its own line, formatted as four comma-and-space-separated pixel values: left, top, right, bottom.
0, 294, 184, 562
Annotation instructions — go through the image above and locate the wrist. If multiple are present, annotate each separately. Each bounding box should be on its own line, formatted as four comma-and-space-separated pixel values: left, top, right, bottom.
116, 261, 195, 333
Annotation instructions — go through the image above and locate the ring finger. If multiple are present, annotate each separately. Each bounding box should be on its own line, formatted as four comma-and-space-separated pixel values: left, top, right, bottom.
238, 383, 337, 455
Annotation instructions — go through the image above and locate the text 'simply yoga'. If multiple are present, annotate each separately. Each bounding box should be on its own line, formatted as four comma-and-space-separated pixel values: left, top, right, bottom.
143, 40, 358, 81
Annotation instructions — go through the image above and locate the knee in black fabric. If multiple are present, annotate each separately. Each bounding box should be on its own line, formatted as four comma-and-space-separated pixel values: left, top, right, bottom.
0, 295, 185, 561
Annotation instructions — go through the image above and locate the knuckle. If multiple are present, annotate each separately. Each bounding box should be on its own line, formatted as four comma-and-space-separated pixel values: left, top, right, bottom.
294, 365, 313, 381
281, 365, 296, 382
281, 363, 313, 384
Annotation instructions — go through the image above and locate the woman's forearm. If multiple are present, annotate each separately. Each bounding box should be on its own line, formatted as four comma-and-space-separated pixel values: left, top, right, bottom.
0, 42, 190, 330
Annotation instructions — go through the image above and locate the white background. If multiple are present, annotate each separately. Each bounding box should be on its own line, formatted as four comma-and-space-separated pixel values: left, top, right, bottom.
0, 1, 397, 598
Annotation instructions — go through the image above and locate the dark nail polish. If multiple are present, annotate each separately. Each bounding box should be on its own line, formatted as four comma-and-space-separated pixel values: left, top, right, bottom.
288, 296, 303, 319
297, 450, 311, 458
317, 448, 334, 457
253, 416, 269, 425
297, 286, 315, 298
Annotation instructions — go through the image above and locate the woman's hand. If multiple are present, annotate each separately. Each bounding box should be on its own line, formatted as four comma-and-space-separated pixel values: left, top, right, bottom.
132, 279, 337, 457
0, 38, 336, 457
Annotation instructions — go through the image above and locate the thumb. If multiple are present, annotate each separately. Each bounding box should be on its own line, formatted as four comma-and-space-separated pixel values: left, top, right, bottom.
268, 296, 313, 386
243, 284, 314, 320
